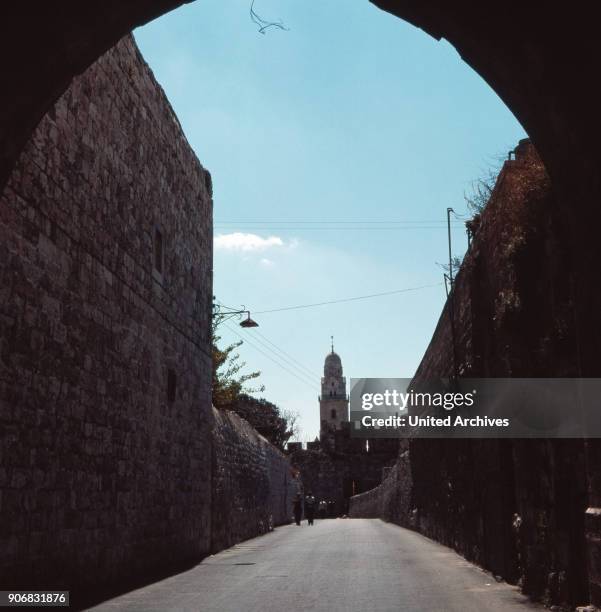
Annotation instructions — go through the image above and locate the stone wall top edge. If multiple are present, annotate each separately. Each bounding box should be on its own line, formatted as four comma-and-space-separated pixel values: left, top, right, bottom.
121, 33, 211, 181
211, 406, 290, 459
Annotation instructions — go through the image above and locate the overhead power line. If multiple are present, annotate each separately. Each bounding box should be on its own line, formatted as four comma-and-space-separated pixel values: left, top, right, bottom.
214, 220, 466, 232
224, 321, 315, 387
236, 324, 319, 382
223, 323, 317, 391
214, 226, 465, 231
214, 220, 465, 224
254, 282, 442, 314
252, 329, 320, 380
215, 298, 317, 384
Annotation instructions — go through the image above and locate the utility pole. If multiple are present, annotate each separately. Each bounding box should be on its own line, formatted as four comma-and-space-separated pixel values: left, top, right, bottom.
446, 207, 459, 382
447, 207, 454, 287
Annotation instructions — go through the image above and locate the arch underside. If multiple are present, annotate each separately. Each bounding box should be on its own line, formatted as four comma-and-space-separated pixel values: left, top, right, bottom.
1, 0, 601, 605
1, 1, 598, 196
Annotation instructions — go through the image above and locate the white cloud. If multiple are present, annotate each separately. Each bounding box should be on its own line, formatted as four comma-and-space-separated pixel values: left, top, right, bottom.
214, 232, 284, 252
260, 258, 275, 268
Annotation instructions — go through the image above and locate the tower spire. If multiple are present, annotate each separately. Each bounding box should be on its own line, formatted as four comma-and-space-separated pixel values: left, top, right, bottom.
320, 342, 348, 439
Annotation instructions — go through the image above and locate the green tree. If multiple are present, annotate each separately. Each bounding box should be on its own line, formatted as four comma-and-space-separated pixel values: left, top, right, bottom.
211, 325, 298, 449
212, 329, 264, 410
233, 394, 298, 450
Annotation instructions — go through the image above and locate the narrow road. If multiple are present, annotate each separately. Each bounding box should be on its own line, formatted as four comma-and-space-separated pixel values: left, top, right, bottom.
89, 519, 542, 611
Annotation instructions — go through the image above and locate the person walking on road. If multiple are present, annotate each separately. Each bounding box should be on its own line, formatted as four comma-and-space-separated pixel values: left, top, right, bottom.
305, 492, 316, 525
318, 499, 328, 519
293, 494, 303, 526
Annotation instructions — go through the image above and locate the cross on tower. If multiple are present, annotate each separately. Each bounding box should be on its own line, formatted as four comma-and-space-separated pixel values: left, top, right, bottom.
331, 335, 334, 353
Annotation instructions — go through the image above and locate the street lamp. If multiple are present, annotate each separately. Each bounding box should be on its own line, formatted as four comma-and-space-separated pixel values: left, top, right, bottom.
239, 313, 259, 328
212, 299, 259, 328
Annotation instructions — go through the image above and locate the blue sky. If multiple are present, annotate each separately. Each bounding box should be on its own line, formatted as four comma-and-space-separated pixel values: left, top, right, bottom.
135, 0, 526, 441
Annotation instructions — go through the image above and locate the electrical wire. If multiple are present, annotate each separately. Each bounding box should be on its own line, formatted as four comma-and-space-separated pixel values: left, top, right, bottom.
214, 227, 466, 231
214, 219, 465, 224
216, 298, 315, 384
254, 282, 443, 314
214, 219, 467, 231
236, 328, 320, 384
215, 299, 324, 380
223, 323, 318, 391
235, 324, 319, 382
252, 329, 320, 380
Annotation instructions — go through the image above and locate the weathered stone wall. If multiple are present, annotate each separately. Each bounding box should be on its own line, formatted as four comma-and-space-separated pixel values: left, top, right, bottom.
0, 35, 214, 592
349, 141, 591, 608
289, 449, 345, 514
211, 408, 298, 552
348, 448, 412, 521
290, 427, 398, 516
409, 141, 587, 608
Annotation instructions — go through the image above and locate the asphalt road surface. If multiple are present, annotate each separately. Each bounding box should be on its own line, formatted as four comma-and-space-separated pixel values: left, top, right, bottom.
89, 519, 543, 612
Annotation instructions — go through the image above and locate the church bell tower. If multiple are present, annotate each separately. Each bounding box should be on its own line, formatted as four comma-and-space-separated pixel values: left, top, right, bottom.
319, 338, 349, 438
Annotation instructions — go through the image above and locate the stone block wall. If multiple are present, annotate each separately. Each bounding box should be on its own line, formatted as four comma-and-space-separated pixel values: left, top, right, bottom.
348, 449, 412, 522
211, 408, 298, 552
408, 141, 588, 607
289, 449, 345, 514
349, 141, 592, 608
290, 428, 398, 516
0, 35, 214, 592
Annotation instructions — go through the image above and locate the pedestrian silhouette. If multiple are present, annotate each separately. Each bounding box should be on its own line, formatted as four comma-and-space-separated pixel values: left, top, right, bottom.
318, 499, 328, 519
305, 492, 316, 525
293, 494, 302, 526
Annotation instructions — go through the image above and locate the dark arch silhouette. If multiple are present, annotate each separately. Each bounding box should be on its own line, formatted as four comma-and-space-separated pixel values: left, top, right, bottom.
1, 1, 598, 198
2, 2, 601, 606
2, 0, 600, 484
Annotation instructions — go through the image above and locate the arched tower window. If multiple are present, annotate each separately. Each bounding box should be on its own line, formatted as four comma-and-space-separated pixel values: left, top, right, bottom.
331, 409, 337, 419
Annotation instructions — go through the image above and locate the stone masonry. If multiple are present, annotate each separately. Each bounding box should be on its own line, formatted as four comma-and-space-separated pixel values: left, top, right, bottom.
211, 408, 299, 553
349, 140, 594, 609
0, 35, 214, 592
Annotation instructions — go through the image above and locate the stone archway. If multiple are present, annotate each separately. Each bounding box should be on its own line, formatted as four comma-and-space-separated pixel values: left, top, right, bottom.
3, 2, 600, 368
2, 0, 601, 604
2, 1, 599, 199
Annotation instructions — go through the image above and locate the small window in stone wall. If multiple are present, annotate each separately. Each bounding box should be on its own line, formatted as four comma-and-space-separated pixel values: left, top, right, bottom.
167, 369, 177, 403
331, 409, 337, 419
204, 169, 213, 197
154, 228, 164, 274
